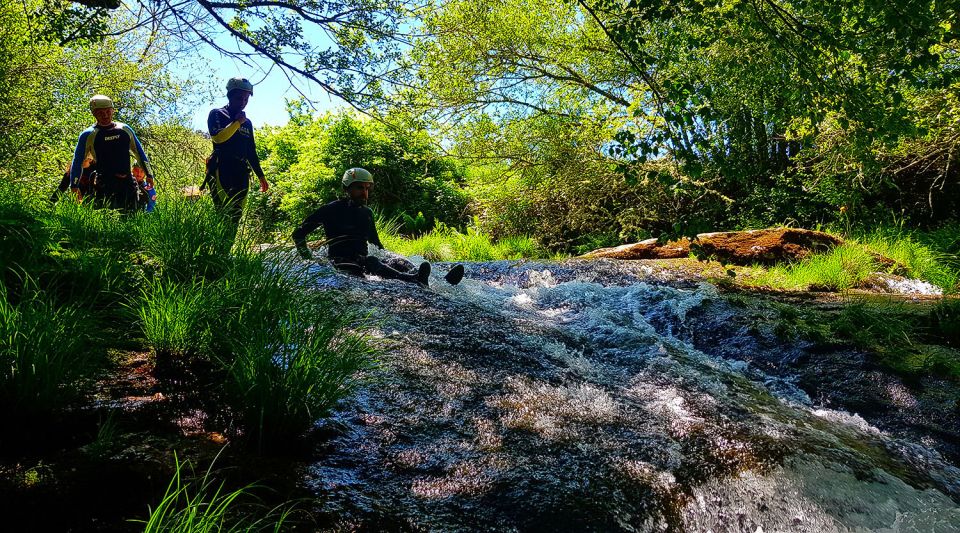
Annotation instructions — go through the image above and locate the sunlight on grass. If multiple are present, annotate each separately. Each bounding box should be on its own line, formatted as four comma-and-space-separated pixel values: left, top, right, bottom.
379, 218, 550, 261
745, 244, 877, 291
861, 229, 959, 292
136, 452, 294, 532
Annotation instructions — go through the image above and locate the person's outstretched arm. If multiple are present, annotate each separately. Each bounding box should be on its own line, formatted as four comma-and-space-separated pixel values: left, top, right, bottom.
292, 205, 330, 259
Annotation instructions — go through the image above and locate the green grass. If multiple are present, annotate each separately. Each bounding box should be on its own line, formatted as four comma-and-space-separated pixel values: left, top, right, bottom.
832, 301, 960, 380
136, 276, 215, 363
50, 197, 136, 253
135, 196, 235, 281
213, 252, 376, 451
0, 181, 48, 282
136, 452, 294, 532
745, 243, 878, 291
0, 285, 103, 419
860, 227, 960, 293
380, 220, 550, 261
769, 298, 960, 382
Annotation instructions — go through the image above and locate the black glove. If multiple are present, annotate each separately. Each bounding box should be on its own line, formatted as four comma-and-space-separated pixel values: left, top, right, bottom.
296, 243, 312, 260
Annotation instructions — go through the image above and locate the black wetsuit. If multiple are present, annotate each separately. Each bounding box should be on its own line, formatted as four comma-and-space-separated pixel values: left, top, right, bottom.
292, 198, 383, 263
207, 106, 265, 223
292, 198, 428, 282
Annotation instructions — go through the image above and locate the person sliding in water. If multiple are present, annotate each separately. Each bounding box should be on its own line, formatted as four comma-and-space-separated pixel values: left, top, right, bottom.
292, 167, 465, 287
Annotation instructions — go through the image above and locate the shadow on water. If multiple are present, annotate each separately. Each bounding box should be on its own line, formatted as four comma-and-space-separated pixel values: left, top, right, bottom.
300, 257, 960, 532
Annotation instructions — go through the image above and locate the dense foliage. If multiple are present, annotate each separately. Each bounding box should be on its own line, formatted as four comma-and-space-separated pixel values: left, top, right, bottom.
257, 107, 469, 234
396, 0, 960, 242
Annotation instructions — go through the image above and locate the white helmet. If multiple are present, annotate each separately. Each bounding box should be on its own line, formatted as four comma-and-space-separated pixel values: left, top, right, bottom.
89, 94, 114, 111
342, 167, 374, 188
226, 77, 254, 95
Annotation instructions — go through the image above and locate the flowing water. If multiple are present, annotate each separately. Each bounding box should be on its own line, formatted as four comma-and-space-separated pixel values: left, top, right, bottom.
299, 256, 960, 532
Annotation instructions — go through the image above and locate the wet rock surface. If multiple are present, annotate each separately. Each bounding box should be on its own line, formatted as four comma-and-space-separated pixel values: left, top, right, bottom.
301, 258, 960, 531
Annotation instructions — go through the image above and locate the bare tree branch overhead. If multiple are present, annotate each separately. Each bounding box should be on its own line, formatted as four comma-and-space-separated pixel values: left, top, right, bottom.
65, 0, 423, 109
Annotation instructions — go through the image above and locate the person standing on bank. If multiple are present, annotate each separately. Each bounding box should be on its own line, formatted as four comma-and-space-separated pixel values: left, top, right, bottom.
69, 94, 154, 212
205, 76, 269, 226
293, 167, 465, 287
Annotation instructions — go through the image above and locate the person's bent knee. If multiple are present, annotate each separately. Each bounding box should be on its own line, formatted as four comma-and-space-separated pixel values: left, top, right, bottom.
363, 255, 382, 271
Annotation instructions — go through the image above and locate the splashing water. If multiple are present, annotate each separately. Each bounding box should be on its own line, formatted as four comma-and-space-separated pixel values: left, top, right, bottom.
299, 257, 960, 531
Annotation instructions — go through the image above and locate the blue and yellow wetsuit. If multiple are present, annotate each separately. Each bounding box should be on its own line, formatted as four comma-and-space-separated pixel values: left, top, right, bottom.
69, 122, 152, 211
206, 106, 265, 224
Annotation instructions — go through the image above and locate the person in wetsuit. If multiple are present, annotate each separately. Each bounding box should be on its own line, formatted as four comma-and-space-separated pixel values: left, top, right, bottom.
69, 94, 154, 212
205, 76, 269, 227
292, 167, 465, 287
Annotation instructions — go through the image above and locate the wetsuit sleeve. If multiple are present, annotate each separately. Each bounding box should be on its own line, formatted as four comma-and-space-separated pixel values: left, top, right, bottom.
69, 130, 89, 187
209, 109, 241, 144
246, 121, 265, 180
123, 124, 154, 177
292, 205, 331, 251
367, 209, 384, 249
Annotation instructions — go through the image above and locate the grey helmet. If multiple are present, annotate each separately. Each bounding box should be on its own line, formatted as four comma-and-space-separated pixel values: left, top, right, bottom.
342, 167, 374, 188
226, 77, 254, 95
89, 94, 114, 111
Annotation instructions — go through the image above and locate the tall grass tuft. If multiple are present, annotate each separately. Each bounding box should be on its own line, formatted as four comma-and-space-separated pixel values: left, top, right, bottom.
44, 247, 138, 311
862, 228, 959, 293
0, 285, 102, 420
747, 244, 877, 291
214, 252, 376, 451
831, 301, 960, 380
931, 298, 960, 347
51, 197, 135, 252
380, 219, 550, 261
136, 452, 294, 532
0, 181, 49, 284
137, 277, 215, 363
136, 196, 235, 281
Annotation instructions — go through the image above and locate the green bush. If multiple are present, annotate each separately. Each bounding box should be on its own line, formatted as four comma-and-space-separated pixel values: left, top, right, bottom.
258, 110, 470, 234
